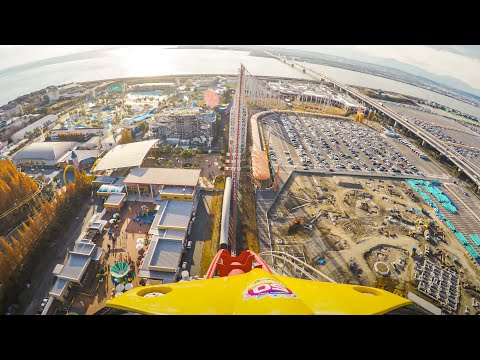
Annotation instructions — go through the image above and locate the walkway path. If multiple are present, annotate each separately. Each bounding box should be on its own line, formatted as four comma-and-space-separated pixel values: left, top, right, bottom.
23, 199, 96, 314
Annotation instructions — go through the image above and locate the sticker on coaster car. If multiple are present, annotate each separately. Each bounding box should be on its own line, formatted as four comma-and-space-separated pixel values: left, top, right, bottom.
243, 278, 297, 300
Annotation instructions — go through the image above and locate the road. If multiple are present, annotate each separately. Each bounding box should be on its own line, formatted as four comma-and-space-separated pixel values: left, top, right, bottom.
22, 198, 96, 314
270, 54, 480, 190
186, 191, 211, 277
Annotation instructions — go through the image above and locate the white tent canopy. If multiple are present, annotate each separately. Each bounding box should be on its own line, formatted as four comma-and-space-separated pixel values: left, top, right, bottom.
94, 139, 158, 172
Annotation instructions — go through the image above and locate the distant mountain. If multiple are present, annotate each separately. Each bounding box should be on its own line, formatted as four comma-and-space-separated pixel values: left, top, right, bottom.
367, 57, 480, 100
242, 46, 480, 104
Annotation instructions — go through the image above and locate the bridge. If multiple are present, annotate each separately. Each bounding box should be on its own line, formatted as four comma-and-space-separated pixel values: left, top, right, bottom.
267, 53, 480, 191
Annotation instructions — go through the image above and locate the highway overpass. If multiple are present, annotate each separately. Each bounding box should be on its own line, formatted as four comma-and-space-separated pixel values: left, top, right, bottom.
268, 53, 480, 190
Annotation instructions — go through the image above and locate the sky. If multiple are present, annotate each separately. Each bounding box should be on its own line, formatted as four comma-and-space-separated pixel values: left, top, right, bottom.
269, 45, 480, 92
0, 45, 107, 70
1, 45, 479, 93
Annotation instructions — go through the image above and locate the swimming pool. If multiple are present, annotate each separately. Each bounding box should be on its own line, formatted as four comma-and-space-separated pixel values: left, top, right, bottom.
108, 85, 123, 92
129, 90, 163, 98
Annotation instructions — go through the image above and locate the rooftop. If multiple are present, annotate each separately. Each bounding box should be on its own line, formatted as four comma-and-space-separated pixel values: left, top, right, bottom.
57, 149, 101, 164
105, 193, 126, 206
148, 239, 184, 272
57, 253, 91, 282
137, 239, 180, 282
94, 139, 158, 172
159, 185, 195, 196
123, 167, 200, 187
52, 264, 64, 276
85, 136, 101, 145
11, 141, 77, 164
49, 278, 69, 298
93, 176, 117, 185
71, 242, 95, 256
153, 200, 194, 230
97, 184, 125, 194
251, 149, 270, 181
10, 114, 58, 142
155, 228, 187, 240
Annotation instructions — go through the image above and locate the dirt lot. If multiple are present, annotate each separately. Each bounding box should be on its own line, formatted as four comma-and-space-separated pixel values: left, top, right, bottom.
267, 173, 480, 313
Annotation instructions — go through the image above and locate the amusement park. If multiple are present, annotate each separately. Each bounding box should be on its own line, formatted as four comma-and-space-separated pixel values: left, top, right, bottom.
1, 48, 480, 316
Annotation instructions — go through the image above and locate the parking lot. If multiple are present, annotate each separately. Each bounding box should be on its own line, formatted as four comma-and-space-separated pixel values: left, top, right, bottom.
442, 183, 480, 237
262, 114, 446, 179
387, 104, 480, 170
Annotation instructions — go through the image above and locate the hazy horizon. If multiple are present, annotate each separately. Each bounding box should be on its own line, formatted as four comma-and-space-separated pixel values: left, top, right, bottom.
1, 45, 479, 97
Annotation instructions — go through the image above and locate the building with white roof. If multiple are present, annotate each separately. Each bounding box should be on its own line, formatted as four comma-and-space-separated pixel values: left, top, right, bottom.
136, 193, 198, 284
268, 80, 364, 111
94, 139, 158, 172
10, 114, 58, 143
137, 237, 182, 283
152, 200, 195, 230
101, 131, 122, 151
123, 167, 200, 202
124, 166, 200, 284
81, 136, 101, 150
57, 149, 102, 169
49, 241, 103, 301
46, 86, 60, 102
11, 141, 78, 167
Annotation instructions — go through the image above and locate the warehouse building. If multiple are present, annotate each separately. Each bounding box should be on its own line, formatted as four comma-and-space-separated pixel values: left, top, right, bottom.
10, 114, 58, 143
11, 141, 77, 167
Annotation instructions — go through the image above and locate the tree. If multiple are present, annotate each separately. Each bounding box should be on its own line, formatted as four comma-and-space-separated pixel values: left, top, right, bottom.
138, 122, 149, 132
180, 149, 194, 159
119, 129, 133, 144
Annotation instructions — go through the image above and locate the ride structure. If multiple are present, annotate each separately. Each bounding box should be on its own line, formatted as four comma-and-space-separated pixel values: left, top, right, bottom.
104, 249, 413, 315
62, 150, 81, 185
101, 66, 420, 315
227, 65, 290, 255
62, 164, 78, 186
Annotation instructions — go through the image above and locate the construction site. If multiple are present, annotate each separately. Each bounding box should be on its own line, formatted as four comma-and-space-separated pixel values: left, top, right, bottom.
221, 63, 480, 315
267, 173, 480, 314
